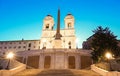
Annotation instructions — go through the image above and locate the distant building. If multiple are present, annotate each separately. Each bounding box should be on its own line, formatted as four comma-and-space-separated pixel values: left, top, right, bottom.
0, 9, 92, 69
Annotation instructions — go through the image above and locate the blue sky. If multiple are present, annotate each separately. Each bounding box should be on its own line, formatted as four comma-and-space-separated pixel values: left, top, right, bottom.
0, 0, 120, 48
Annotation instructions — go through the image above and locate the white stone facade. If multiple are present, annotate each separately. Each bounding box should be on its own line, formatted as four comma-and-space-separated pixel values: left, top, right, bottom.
41, 14, 76, 49
0, 14, 76, 54
0, 11, 92, 69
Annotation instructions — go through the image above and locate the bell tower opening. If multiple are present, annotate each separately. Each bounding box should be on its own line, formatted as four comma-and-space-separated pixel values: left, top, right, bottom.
46, 24, 49, 29
68, 23, 72, 28
43, 15, 54, 30
64, 13, 74, 29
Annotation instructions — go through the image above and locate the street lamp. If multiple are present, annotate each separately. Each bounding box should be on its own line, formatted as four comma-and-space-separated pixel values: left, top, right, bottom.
105, 52, 112, 60
6, 52, 14, 70
105, 52, 112, 71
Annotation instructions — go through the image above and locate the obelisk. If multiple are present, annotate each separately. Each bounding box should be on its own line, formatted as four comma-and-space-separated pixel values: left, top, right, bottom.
54, 9, 62, 48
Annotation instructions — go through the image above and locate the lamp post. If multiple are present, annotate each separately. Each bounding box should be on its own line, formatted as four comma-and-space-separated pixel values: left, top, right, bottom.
6, 52, 14, 70
105, 52, 112, 71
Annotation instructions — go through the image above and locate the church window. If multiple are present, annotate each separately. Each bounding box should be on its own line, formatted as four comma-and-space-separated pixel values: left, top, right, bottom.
68, 23, 72, 28
46, 24, 49, 29
69, 46, 71, 49
68, 41, 71, 45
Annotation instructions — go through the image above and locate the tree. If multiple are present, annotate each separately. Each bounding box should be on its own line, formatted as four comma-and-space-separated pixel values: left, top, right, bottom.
91, 26, 120, 62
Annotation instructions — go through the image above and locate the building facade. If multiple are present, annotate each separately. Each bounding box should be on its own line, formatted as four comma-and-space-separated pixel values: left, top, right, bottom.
0, 9, 92, 69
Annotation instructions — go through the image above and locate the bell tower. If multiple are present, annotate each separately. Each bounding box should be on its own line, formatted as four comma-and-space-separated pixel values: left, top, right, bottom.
43, 15, 54, 30
64, 14, 74, 29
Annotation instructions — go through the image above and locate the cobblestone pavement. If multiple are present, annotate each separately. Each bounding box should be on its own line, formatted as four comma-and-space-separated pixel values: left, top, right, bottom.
13, 69, 102, 76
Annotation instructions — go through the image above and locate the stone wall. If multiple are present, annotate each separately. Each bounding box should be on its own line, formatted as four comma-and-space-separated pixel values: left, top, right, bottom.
91, 64, 120, 76
16, 49, 92, 69
81, 56, 92, 69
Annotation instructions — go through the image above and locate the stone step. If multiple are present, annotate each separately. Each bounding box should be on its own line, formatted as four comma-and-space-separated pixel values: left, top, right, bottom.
13, 69, 101, 76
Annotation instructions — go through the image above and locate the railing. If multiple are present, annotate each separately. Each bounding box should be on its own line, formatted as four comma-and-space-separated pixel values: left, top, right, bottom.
0, 61, 26, 76
16, 49, 92, 57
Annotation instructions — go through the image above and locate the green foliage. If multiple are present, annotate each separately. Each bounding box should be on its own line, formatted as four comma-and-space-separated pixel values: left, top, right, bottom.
91, 26, 120, 62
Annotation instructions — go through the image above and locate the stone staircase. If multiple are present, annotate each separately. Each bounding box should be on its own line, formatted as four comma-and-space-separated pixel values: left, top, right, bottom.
13, 69, 101, 76
0, 59, 24, 69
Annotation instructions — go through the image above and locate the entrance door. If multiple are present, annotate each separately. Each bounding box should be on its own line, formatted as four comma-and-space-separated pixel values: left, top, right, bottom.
44, 56, 51, 69
68, 56, 75, 69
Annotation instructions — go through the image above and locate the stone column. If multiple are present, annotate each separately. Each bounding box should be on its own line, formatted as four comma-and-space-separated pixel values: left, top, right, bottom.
25, 56, 28, 65
65, 52, 68, 69
38, 54, 41, 69
79, 55, 81, 69
75, 54, 80, 69
50, 54, 54, 69
39, 53, 44, 69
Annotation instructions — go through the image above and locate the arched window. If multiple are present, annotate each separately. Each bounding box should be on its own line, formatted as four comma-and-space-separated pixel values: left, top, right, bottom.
68, 23, 71, 28
46, 24, 49, 29
68, 41, 71, 49
68, 41, 71, 45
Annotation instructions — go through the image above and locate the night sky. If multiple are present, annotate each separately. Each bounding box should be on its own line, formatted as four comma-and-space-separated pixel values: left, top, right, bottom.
0, 0, 120, 48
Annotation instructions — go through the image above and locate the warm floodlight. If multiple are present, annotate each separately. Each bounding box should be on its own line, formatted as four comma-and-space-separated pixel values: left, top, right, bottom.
6, 52, 14, 70
43, 39, 46, 43
6, 52, 14, 59
76, 38, 78, 44
105, 52, 112, 59
76, 38, 79, 49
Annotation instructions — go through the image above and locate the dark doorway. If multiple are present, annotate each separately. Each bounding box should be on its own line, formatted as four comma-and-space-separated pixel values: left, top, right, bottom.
27, 56, 39, 68
44, 56, 51, 69
68, 56, 75, 69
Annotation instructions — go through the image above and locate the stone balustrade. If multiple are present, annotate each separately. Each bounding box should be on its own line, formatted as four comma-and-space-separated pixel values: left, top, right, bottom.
0, 62, 26, 76
91, 64, 120, 76
17, 49, 92, 57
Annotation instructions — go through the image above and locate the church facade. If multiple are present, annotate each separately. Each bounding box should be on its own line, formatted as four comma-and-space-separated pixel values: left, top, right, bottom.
0, 10, 92, 69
